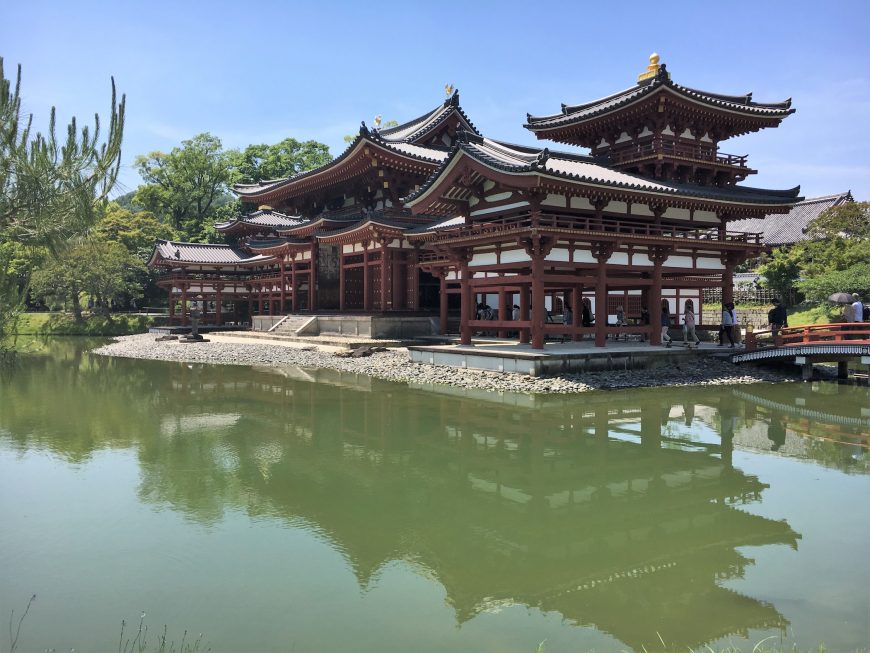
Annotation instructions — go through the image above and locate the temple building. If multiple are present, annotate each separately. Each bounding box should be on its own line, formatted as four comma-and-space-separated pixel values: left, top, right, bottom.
148, 55, 802, 348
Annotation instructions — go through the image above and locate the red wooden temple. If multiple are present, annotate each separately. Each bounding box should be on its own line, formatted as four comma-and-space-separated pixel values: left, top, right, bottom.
148, 55, 801, 348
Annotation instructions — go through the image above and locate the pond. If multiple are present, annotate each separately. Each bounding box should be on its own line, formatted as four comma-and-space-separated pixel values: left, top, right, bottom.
1, 338, 868, 652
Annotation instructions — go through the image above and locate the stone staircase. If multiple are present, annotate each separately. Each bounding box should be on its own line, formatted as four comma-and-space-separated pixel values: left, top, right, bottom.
269, 314, 316, 335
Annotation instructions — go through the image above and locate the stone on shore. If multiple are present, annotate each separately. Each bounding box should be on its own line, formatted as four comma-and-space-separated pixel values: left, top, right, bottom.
93, 333, 796, 395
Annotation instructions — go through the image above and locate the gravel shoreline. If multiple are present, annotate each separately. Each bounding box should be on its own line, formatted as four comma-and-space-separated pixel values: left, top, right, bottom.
93, 333, 796, 394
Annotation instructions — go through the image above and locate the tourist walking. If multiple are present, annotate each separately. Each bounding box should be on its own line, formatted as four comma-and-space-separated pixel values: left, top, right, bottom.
767, 298, 788, 339
615, 305, 626, 340
682, 300, 700, 345
719, 302, 736, 348
851, 293, 864, 323
660, 300, 672, 347
581, 298, 593, 327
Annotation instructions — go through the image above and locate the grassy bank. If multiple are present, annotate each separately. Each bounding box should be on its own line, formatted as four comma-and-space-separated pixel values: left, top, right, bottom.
13, 312, 154, 336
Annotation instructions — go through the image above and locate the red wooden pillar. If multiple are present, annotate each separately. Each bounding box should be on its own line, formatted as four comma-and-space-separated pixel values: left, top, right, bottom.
519, 285, 530, 344
572, 285, 582, 342
279, 260, 286, 313
215, 285, 223, 326
498, 290, 508, 338
380, 242, 389, 312
649, 250, 667, 346
363, 246, 371, 312
309, 243, 318, 312
459, 258, 472, 345
339, 249, 346, 311
291, 259, 298, 313
439, 272, 448, 335
408, 248, 420, 311
180, 285, 188, 326
592, 246, 612, 348
531, 254, 546, 350
167, 287, 175, 324
722, 265, 734, 306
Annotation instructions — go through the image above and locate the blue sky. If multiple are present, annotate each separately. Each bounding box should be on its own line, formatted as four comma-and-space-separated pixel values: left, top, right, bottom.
3, 0, 868, 200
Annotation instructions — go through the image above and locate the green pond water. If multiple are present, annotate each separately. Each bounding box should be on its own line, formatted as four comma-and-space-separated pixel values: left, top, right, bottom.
1, 338, 869, 652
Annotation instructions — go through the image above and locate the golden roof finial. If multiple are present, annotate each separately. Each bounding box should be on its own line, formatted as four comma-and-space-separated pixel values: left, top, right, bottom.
638, 52, 664, 83
444, 83, 455, 97
373, 115, 382, 129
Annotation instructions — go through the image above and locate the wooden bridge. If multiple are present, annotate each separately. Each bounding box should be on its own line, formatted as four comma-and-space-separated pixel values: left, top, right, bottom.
735, 323, 870, 380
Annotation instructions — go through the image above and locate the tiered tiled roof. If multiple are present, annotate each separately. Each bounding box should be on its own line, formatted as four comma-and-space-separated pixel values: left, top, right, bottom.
377, 90, 480, 143
525, 67, 794, 136
231, 94, 476, 204
403, 134, 802, 211
147, 240, 275, 267
729, 192, 853, 246
214, 209, 308, 233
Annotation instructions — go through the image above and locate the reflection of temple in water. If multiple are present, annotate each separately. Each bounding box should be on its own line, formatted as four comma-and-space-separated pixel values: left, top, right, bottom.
0, 347, 815, 651
143, 363, 801, 651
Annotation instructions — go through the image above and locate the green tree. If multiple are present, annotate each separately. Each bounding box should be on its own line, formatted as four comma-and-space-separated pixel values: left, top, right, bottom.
1, 59, 125, 249
31, 241, 145, 321
797, 262, 870, 303
95, 202, 176, 260
133, 133, 230, 240
805, 201, 870, 240
229, 138, 331, 184
757, 247, 802, 302
0, 57, 125, 341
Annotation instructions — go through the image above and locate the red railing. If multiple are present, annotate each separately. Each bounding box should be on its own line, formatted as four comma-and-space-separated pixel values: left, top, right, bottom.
608, 140, 749, 167
744, 323, 870, 352
419, 214, 761, 247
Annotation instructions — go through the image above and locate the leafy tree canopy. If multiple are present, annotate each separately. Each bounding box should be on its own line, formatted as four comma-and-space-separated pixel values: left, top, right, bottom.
133, 133, 230, 241
94, 202, 177, 260
805, 201, 870, 240
1, 58, 125, 251
229, 138, 331, 184
31, 240, 145, 321
797, 262, 870, 303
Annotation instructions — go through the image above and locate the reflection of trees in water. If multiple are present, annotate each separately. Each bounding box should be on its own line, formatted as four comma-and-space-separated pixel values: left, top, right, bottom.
729, 384, 870, 473
0, 342, 826, 650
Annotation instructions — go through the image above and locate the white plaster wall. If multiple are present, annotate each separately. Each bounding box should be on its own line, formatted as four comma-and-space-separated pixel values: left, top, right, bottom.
666, 255, 694, 268
608, 201, 627, 214
697, 257, 725, 270
546, 248, 570, 262
694, 210, 719, 223
609, 252, 629, 265
470, 201, 530, 217
632, 204, 653, 216
470, 251, 498, 266
570, 196, 594, 211
500, 249, 531, 264
542, 194, 566, 208
485, 191, 513, 203
632, 253, 653, 266
664, 207, 691, 221
573, 249, 596, 264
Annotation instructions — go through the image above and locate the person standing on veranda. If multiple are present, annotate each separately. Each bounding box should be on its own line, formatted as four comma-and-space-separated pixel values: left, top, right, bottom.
683, 300, 700, 345
660, 300, 672, 347
719, 302, 736, 348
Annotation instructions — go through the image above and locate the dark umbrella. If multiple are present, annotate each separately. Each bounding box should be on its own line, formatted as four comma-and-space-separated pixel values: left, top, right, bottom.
828, 292, 854, 303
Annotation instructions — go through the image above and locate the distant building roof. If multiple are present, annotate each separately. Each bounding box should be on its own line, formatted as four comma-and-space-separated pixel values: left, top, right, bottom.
214, 209, 307, 234
729, 192, 853, 246
147, 240, 275, 267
